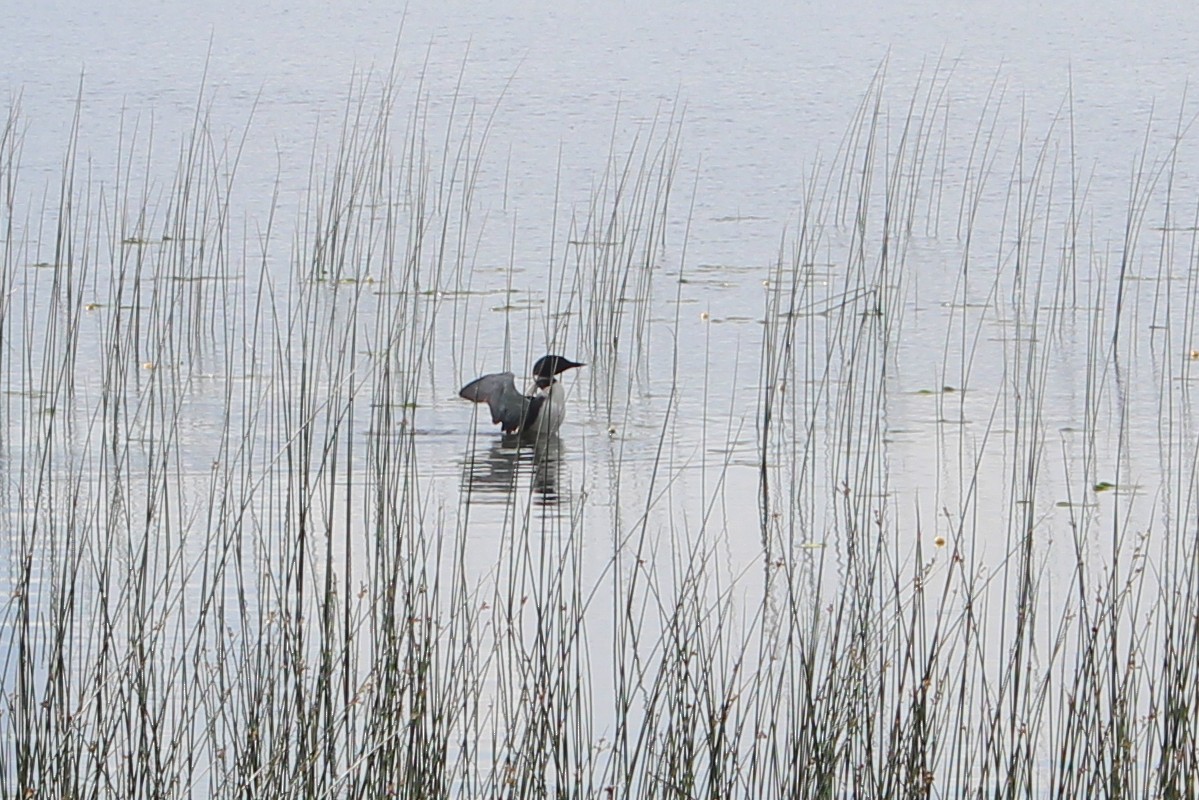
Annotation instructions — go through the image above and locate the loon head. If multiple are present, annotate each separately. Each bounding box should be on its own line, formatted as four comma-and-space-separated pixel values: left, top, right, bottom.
531, 354, 585, 389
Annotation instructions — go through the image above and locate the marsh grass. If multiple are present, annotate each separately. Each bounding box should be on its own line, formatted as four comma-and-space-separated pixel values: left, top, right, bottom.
2, 62, 1199, 799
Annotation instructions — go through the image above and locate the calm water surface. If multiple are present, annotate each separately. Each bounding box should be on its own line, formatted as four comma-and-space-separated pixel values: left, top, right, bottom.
4, 1, 1199, 793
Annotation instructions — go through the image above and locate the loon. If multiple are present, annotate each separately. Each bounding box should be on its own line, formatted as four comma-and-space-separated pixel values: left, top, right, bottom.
459, 354, 584, 439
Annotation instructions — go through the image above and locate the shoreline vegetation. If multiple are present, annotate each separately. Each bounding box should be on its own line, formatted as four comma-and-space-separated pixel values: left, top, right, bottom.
2, 65, 1199, 797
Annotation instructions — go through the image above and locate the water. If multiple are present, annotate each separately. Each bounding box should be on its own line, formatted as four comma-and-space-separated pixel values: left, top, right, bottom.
4, 1, 1199, 795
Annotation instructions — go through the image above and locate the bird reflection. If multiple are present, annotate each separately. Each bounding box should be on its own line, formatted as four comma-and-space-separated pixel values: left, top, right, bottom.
460, 433, 566, 508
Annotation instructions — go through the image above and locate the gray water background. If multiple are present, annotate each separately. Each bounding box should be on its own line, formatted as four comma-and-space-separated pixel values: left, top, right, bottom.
4, 0, 1199, 789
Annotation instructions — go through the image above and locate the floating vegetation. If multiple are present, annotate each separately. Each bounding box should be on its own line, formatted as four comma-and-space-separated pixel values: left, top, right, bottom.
167, 273, 242, 282
710, 213, 770, 222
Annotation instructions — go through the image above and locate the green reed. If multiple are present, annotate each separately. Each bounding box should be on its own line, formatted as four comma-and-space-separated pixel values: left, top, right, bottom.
1, 60, 1198, 800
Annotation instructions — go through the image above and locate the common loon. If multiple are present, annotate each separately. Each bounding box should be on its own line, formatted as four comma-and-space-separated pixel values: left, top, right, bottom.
459, 354, 584, 438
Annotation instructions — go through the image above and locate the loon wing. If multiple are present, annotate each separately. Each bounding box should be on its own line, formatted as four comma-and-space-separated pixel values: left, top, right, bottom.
459, 372, 529, 433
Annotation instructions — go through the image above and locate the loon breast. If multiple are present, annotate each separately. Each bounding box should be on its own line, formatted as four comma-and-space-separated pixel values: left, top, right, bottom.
524, 382, 567, 438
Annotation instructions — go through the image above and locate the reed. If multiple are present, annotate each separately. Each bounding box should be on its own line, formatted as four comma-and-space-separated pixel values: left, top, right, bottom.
2, 60, 1198, 799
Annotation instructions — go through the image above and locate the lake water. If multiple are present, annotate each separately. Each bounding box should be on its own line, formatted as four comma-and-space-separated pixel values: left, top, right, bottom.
4, 2, 1199, 795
